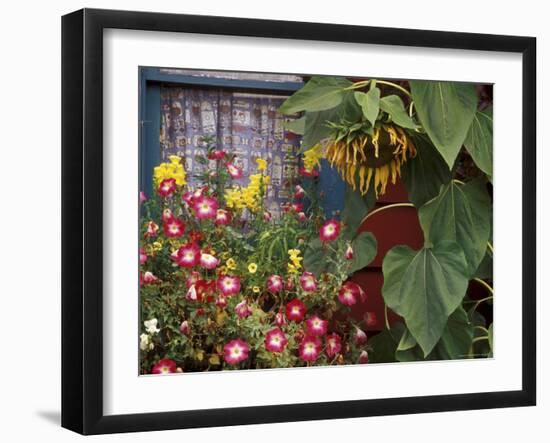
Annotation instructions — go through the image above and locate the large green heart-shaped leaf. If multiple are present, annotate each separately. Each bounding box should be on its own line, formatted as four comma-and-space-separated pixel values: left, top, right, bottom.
300, 108, 338, 152
368, 323, 406, 363
419, 179, 491, 277
410, 81, 477, 169
379, 94, 418, 129
341, 185, 376, 239
348, 231, 377, 274
464, 106, 493, 179
278, 76, 352, 114
354, 87, 380, 126
283, 116, 305, 135
402, 134, 452, 207
395, 306, 473, 361
303, 237, 328, 277
382, 241, 469, 356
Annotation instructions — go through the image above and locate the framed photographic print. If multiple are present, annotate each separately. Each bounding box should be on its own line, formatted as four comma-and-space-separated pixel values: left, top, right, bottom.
61, 8, 536, 435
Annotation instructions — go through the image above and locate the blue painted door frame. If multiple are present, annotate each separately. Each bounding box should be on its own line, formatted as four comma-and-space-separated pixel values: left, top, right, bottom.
138, 67, 346, 215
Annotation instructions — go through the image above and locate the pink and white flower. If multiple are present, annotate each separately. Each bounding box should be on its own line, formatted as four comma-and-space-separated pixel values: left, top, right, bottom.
297, 212, 307, 222
208, 150, 226, 160
226, 163, 243, 179
163, 217, 185, 238
294, 185, 305, 199
298, 335, 322, 362
200, 253, 220, 270
215, 209, 232, 226
186, 271, 201, 288
285, 298, 306, 322
179, 320, 190, 336
319, 219, 341, 242
171, 243, 201, 268
275, 311, 286, 327
139, 191, 147, 204
264, 328, 288, 353
359, 350, 369, 364
185, 285, 199, 301
139, 248, 147, 265
325, 333, 342, 358
162, 208, 173, 222
338, 281, 362, 306
217, 275, 241, 296
285, 277, 295, 290
151, 358, 177, 375
235, 299, 253, 319
345, 244, 354, 260
193, 196, 218, 219
223, 339, 249, 365
158, 178, 177, 197
299, 272, 318, 292
142, 271, 158, 285
267, 275, 284, 293
354, 327, 368, 345
216, 294, 228, 308
305, 315, 328, 336
145, 221, 159, 238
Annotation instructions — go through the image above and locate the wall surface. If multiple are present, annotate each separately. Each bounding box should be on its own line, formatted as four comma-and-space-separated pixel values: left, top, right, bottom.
0, 0, 546, 441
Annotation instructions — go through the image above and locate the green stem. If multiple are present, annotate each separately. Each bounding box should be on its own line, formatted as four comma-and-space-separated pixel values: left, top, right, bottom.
472, 336, 489, 345
473, 278, 494, 295
384, 304, 390, 330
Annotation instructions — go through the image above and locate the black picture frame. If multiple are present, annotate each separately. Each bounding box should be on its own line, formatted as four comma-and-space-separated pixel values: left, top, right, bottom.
61, 8, 537, 435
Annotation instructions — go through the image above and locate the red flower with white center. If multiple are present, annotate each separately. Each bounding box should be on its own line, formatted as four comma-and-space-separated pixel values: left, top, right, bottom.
275, 311, 286, 327
194, 196, 218, 219
267, 275, 284, 293
163, 217, 185, 238
354, 327, 368, 345
235, 299, 253, 319
182, 191, 194, 206
208, 150, 226, 160
226, 163, 243, 179
216, 294, 228, 308
294, 185, 305, 199
158, 178, 177, 197
298, 335, 322, 362
319, 219, 341, 242
215, 209, 232, 226
345, 244, 354, 260
359, 350, 369, 364
185, 285, 199, 301
297, 212, 307, 222
217, 275, 241, 296
186, 271, 201, 288
151, 358, 177, 375
305, 315, 328, 336
223, 339, 249, 365
172, 243, 201, 268
338, 281, 361, 306
325, 333, 342, 358
299, 272, 318, 292
162, 208, 173, 222
179, 320, 190, 336
142, 271, 158, 285
299, 167, 319, 178
200, 253, 220, 270
145, 221, 158, 238
265, 327, 288, 353
364, 311, 377, 328
285, 298, 306, 322
139, 248, 147, 265
139, 191, 147, 204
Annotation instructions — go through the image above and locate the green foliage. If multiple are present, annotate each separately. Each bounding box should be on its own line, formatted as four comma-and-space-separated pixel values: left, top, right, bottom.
410, 80, 477, 169
382, 241, 469, 356
354, 87, 380, 126
348, 231, 377, 274
341, 185, 376, 238
379, 94, 418, 129
402, 134, 452, 207
464, 106, 493, 179
418, 179, 491, 277
278, 76, 352, 114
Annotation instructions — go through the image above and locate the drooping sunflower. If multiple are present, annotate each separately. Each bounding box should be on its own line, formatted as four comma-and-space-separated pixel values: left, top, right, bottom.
325, 121, 416, 197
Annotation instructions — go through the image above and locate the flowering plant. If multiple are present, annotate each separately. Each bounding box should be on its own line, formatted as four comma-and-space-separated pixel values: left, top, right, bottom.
139, 137, 377, 374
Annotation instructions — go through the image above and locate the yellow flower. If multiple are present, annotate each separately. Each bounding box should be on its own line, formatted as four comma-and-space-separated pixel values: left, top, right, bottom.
152, 241, 163, 251
256, 158, 268, 172
252, 286, 261, 293
287, 249, 302, 273
226, 258, 237, 270
153, 156, 187, 187
287, 263, 300, 274
248, 263, 258, 274
303, 145, 323, 173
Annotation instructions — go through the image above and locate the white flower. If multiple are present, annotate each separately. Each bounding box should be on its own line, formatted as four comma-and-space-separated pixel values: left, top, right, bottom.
139, 333, 153, 351
144, 318, 160, 334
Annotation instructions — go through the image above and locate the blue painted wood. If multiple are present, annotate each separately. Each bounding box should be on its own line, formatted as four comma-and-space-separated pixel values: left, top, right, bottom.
139, 80, 161, 197
318, 159, 346, 219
